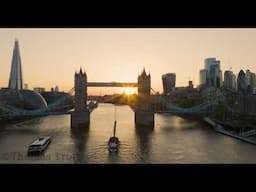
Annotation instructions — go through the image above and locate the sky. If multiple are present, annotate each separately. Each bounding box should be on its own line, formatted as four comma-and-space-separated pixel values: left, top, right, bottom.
0, 28, 256, 95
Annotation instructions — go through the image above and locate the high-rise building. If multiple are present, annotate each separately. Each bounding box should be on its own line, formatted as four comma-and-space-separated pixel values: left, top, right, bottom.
199, 69, 207, 85
245, 70, 256, 92
245, 69, 251, 86
208, 63, 221, 87
237, 70, 247, 94
224, 71, 231, 88
200, 58, 222, 88
252, 73, 256, 89
8, 39, 23, 90
232, 73, 237, 90
219, 70, 223, 87
224, 70, 236, 90
162, 73, 176, 95
54, 86, 59, 92
204, 58, 220, 71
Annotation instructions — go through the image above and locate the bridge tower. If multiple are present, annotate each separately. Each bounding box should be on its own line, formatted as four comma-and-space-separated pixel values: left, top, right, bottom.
135, 68, 154, 127
71, 68, 90, 128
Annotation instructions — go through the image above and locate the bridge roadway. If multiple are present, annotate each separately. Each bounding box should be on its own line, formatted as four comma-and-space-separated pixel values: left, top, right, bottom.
130, 108, 208, 115
86, 82, 137, 87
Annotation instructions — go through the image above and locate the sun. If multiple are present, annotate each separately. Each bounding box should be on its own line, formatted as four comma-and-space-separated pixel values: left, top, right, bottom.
123, 88, 136, 95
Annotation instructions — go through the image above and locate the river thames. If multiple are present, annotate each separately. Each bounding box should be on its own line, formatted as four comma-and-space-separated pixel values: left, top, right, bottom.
1, 103, 256, 163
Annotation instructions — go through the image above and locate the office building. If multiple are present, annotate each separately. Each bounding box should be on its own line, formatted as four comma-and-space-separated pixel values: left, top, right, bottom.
162, 73, 176, 94
199, 69, 207, 85
237, 70, 247, 94
224, 70, 236, 90
245, 70, 256, 91
199, 58, 222, 88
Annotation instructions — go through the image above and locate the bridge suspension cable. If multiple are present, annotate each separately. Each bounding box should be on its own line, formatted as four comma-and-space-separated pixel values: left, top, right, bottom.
156, 91, 225, 115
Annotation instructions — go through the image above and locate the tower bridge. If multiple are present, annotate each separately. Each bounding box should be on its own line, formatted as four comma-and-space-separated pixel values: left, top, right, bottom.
70, 68, 154, 128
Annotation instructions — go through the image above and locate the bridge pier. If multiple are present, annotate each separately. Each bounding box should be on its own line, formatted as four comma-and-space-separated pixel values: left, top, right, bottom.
135, 111, 154, 127
71, 110, 90, 128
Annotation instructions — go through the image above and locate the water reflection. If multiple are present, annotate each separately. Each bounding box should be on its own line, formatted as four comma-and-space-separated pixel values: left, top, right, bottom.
107, 150, 120, 163
135, 125, 154, 162
19, 117, 45, 125
159, 114, 201, 133
0, 116, 44, 129
1, 103, 256, 163
70, 126, 89, 163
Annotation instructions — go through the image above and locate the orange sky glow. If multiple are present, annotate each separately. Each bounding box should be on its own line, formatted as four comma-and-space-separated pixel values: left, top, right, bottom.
0, 28, 256, 95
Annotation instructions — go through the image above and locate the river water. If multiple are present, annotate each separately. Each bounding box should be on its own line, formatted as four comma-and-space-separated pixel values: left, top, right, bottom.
1, 103, 256, 163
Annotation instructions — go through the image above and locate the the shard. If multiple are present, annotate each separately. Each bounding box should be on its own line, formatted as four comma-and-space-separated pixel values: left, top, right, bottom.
8, 39, 23, 90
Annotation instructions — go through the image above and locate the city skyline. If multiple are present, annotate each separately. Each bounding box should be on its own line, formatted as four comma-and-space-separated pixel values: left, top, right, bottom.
1, 29, 256, 94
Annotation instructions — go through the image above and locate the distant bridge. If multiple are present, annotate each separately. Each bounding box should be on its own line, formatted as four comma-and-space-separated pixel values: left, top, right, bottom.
161, 93, 225, 115
130, 90, 226, 115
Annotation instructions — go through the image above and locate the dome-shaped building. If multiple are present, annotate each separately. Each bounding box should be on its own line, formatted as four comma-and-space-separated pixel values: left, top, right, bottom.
0, 89, 47, 110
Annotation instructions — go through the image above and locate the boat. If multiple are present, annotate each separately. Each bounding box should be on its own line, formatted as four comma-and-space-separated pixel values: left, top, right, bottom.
108, 120, 119, 152
88, 100, 98, 110
27, 136, 51, 156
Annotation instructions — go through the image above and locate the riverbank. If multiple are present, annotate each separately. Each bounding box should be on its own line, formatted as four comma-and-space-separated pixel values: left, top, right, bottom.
203, 117, 256, 145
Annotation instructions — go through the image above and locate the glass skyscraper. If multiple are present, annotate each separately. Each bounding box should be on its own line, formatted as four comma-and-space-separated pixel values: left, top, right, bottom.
8, 39, 23, 90
162, 73, 176, 95
199, 58, 223, 88
224, 70, 236, 90
237, 70, 247, 94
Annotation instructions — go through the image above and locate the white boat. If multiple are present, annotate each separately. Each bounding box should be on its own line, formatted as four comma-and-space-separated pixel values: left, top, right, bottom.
27, 136, 51, 155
